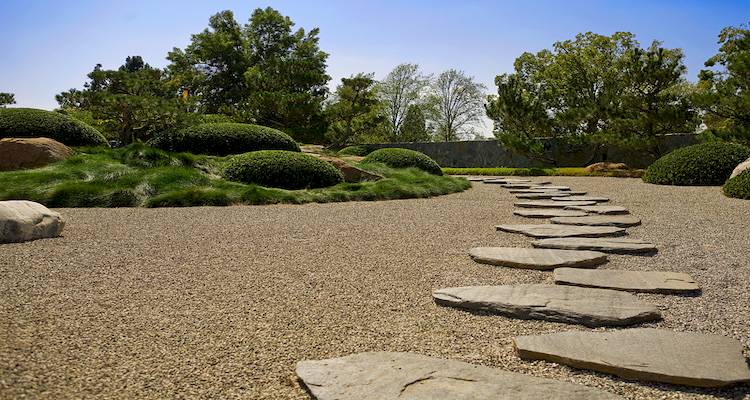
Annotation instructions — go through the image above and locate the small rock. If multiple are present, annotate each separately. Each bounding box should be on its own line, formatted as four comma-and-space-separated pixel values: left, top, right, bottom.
584, 162, 628, 173
0, 200, 65, 243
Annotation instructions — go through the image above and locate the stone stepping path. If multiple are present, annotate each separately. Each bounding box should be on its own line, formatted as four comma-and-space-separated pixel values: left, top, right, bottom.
513, 329, 750, 388
565, 205, 629, 215
530, 185, 570, 191
469, 247, 608, 270
502, 183, 537, 189
514, 209, 589, 218
509, 189, 587, 195
515, 192, 572, 199
552, 195, 609, 202
483, 177, 534, 184
553, 268, 700, 293
433, 284, 661, 327
551, 215, 641, 227
533, 237, 657, 254
496, 224, 625, 238
296, 352, 624, 399
516, 200, 597, 209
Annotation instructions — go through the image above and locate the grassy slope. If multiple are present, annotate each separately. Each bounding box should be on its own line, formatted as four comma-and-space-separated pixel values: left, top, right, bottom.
442, 167, 644, 178
0, 145, 470, 207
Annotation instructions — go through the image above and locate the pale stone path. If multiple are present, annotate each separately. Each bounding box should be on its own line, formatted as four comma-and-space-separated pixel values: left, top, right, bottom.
514, 329, 750, 388
565, 205, 630, 215
516, 200, 597, 208
553, 268, 701, 293
533, 237, 658, 254
550, 215, 642, 227
469, 247, 608, 270
514, 209, 589, 218
496, 224, 625, 238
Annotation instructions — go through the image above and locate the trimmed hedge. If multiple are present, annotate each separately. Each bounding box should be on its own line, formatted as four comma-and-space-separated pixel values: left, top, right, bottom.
0, 108, 108, 146
223, 150, 344, 189
362, 148, 442, 175
642, 142, 750, 186
723, 170, 750, 199
338, 145, 371, 156
150, 122, 300, 156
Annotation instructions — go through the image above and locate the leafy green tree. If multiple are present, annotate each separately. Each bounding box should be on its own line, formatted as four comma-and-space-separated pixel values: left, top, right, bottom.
325, 74, 385, 146
167, 8, 330, 143
57, 56, 189, 143
487, 32, 697, 162
428, 69, 486, 141
0, 92, 15, 107
378, 63, 431, 140
695, 24, 750, 144
398, 104, 431, 142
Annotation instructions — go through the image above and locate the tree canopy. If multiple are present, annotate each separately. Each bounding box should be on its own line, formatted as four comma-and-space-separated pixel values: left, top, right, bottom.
0, 93, 15, 108
324, 74, 386, 146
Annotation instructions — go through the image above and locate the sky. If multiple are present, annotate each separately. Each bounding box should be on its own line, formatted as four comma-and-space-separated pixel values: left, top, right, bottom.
1, 0, 748, 133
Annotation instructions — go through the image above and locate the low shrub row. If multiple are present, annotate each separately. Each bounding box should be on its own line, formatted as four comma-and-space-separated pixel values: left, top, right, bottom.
223, 151, 344, 190
150, 122, 300, 156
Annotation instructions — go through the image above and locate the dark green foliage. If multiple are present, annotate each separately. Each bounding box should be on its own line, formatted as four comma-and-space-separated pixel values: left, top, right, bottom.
723, 170, 750, 199
146, 188, 232, 207
0, 92, 15, 107
150, 122, 300, 156
398, 104, 430, 142
362, 148, 442, 175
0, 108, 108, 146
223, 150, 344, 189
338, 145, 372, 156
325, 74, 385, 146
643, 142, 750, 185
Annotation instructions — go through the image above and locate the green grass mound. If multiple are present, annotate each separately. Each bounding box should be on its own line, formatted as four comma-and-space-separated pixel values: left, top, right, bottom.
723, 170, 750, 199
150, 122, 300, 156
642, 142, 750, 186
224, 150, 344, 190
362, 148, 442, 175
0, 108, 108, 146
338, 145, 371, 156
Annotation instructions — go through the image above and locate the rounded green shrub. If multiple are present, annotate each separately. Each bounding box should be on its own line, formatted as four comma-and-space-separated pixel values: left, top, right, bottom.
642, 142, 750, 186
150, 122, 300, 156
224, 150, 344, 189
723, 170, 750, 199
0, 108, 108, 146
338, 145, 371, 156
362, 148, 442, 175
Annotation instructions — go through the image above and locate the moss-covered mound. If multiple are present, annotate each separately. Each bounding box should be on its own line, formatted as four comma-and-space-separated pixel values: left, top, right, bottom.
224, 150, 344, 190
642, 142, 750, 186
150, 122, 300, 156
362, 148, 442, 175
338, 145, 372, 156
723, 170, 750, 199
0, 108, 108, 146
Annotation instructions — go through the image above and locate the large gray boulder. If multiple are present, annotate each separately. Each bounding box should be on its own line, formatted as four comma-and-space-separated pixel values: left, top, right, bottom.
514, 329, 750, 388
0, 200, 65, 243
296, 352, 623, 399
433, 284, 661, 327
730, 157, 750, 179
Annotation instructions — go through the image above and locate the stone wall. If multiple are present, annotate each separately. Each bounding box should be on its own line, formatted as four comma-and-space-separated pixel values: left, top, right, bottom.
360, 134, 698, 168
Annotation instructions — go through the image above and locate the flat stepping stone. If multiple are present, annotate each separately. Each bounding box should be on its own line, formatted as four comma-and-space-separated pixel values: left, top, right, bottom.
551, 215, 641, 227
433, 284, 661, 327
502, 183, 536, 189
516, 192, 571, 199
565, 205, 629, 215
296, 352, 623, 399
533, 237, 657, 254
514, 209, 589, 218
530, 185, 570, 191
516, 200, 597, 209
553, 268, 700, 293
496, 224, 625, 238
510, 189, 588, 195
469, 247, 608, 270
466, 177, 485, 181
552, 195, 609, 202
513, 329, 750, 388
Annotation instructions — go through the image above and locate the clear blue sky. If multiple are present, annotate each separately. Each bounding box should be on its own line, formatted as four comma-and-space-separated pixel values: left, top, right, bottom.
1, 0, 748, 111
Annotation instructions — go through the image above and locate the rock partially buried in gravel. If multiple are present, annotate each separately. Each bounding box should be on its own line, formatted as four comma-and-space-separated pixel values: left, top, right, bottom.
516, 192, 571, 199
469, 247, 608, 270
496, 224, 625, 238
551, 196, 609, 202
296, 352, 623, 399
533, 237, 657, 254
433, 284, 661, 327
730, 157, 750, 179
0, 200, 65, 243
513, 329, 750, 388
565, 205, 629, 215
553, 268, 701, 293
550, 215, 642, 227
530, 185, 570, 191
516, 200, 597, 209
514, 209, 589, 218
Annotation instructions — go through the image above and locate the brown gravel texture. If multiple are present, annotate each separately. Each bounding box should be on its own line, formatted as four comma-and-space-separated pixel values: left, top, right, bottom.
1, 177, 749, 399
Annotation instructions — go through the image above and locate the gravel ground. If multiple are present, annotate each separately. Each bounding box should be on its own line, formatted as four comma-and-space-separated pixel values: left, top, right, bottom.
1, 177, 749, 399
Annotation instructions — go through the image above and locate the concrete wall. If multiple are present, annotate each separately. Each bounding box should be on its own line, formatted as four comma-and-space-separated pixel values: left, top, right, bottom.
360, 134, 698, 168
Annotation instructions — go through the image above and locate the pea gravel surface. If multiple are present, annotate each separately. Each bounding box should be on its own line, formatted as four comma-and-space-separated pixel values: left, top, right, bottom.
1, 177, 749, 399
